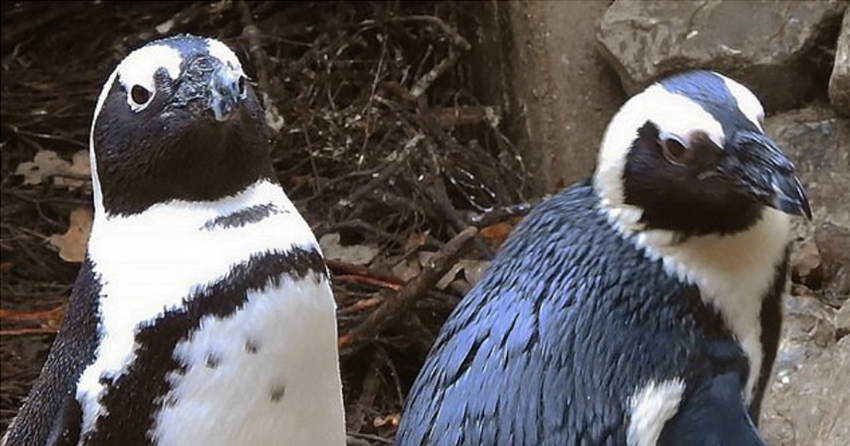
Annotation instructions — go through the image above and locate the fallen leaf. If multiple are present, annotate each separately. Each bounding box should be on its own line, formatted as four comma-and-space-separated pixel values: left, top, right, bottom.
48, 207, 93, 263
319, 233, 379, 265
373, 414, 399, 428
15, 149, 90, 191
436, 259, 491, 291
480, 221, 514, 249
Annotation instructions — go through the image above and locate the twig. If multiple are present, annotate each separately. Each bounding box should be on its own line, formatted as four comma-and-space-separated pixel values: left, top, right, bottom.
336, 275, 403, 292
236, 0, 282, 126
347, 349, 385, 434
470, 202, 534, 228
326, 259, 406, 288
338, 227, 477, 355
346, 134, 424, 205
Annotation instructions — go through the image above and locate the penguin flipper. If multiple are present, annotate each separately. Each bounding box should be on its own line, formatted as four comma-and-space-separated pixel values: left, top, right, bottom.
658, 373, 766, 446
45, 393, 82, 446
3, 259, 99, 446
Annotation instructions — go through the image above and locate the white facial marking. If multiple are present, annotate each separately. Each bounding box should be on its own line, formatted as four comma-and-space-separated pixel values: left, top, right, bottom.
75, 180, 327, 434
627, 379, 686, 446
719, 73, 765, 131
88, 44, 182, 218
206, 38, 245, 75
116, 45, 182, 112
594, 84, 725, 234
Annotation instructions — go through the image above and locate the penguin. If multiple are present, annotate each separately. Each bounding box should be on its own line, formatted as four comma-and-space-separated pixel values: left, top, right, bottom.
3, 35, 345, 446
395, 71, 810, 446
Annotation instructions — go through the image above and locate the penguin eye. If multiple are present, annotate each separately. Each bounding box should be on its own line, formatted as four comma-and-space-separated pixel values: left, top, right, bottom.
129, 85, 152, 108
237, 76, 247, 97
659, 134, 689, 166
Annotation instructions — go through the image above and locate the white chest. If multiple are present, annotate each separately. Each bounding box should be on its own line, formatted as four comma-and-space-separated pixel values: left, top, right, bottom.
75, 180, 345, 445
151, 276, 345, 446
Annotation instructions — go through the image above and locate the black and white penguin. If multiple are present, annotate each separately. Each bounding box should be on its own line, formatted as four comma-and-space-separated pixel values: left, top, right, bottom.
395, 71, 810, 446
3, 35, 345, 446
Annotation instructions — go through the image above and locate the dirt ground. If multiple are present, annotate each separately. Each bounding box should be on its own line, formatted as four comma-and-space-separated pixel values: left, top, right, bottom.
0, 2, 534, 442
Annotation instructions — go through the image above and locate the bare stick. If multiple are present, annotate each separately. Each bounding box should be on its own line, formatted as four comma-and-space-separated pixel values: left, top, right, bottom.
338, 227, 478, 355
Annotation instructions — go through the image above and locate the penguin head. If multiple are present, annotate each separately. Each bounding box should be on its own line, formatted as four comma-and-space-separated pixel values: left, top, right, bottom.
90, 35, 273, 217
594, 70, 810, 236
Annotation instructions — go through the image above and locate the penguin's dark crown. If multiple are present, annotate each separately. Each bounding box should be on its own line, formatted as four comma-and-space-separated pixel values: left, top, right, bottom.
594, 70, 809, 238
90, 35, 274, 217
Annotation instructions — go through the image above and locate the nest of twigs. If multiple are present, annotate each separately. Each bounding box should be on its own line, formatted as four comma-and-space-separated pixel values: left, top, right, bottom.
1, 2, 534, 442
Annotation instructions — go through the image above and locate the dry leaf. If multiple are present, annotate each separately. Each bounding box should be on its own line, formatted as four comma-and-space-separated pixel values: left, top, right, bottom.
480, 221, 514, 249
15, 149, 90, 191
48, 207, 93, 263
319, 233, 379, 265
372, 414, 399, 428
436, 259, 491, 291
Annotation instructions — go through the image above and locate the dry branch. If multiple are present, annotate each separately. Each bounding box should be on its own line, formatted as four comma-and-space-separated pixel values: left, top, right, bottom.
338, 227, 478, 355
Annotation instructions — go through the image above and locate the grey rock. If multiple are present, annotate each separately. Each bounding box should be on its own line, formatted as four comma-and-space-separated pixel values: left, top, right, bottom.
815, 221, 850, 297
762, 333, 850, 446
829, 9, 850, 116
598, 0, 847, 111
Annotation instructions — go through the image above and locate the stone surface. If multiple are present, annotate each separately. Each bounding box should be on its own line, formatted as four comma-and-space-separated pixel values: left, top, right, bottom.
829, 8, 850, 116
762, 331, 850, 446
598, 0, 847, 111
468, 0, 626, 193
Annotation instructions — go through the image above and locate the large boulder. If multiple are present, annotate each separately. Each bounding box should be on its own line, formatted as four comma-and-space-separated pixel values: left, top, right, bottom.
829, 8, 850, 116
598, 0, 847, 111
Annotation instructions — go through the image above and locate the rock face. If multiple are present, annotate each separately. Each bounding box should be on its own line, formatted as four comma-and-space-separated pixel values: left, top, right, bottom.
469, 1, 626, 193
760, 106, 850, 446
829, 8, 850, 116
762, 328, 850, 446
598, 0, 848, 111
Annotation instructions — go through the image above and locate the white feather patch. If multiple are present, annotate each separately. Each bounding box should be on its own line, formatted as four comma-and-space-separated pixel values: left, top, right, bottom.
719, 74, 765, 131
76, 179, 326, 434
205, 38, 244, 74
627, 379, 686, 446
633, 209, 789, 402
116, 44, 182, 112
152, 275, 345, 446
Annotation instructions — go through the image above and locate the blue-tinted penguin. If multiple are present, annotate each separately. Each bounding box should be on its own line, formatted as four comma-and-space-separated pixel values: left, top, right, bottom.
3, 35, 345, 446
396, 71, 810, 446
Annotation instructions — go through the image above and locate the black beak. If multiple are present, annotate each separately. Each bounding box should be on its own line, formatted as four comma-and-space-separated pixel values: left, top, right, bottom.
724, 130, 812, 219
208, 67, 243, 122
172, 56, 244, 122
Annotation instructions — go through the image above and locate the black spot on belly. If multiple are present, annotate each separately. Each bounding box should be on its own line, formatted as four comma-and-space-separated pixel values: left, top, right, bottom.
205, 353, 220, 369
245, 340, 259, 354
270, 385, 286, 403
87, 248, 328, 444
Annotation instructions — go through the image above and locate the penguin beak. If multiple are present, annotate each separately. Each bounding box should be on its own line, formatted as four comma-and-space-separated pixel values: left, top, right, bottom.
724, 130, 811, 219
173, 56, 245, 122
207, 67, 244, 122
